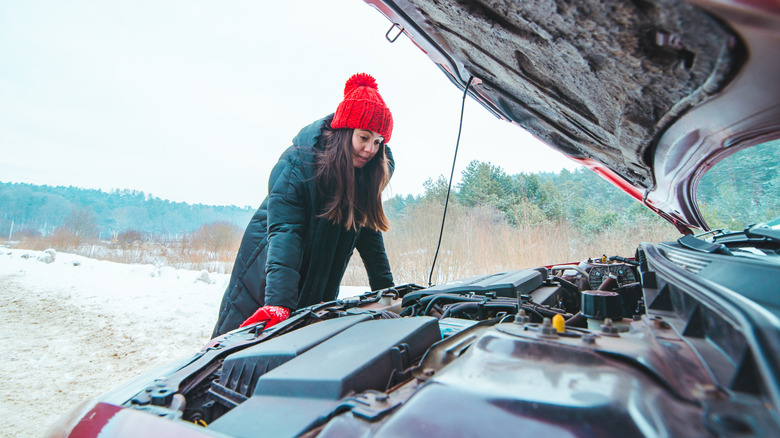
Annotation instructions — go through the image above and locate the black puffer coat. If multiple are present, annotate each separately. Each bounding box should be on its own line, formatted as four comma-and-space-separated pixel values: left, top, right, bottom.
211, 116, 394, 337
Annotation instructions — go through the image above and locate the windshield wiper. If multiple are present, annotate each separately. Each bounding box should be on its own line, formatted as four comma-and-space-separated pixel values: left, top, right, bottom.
745, 226, 780, 243
706, 223, 780, 253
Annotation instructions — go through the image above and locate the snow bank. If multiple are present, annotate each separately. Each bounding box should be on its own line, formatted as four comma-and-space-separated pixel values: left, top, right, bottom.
0, 246, 368, 437
0, 246, 227, 436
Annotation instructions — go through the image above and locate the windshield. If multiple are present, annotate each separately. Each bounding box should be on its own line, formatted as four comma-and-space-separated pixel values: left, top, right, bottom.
697, 139, 780, 232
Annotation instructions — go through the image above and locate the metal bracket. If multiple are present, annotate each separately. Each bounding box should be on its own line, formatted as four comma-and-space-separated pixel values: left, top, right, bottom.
386, 23, 404, 43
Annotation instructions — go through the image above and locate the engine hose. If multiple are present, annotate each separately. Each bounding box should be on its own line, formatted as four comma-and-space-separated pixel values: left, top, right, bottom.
564, 311, 587, 328
378, 310, 401, 319
422, 294, 485, 316
441, 302, 518, 319
521, 306, 546, 321
399, 306, 416, 317
359, 294, 383, 305
419, 293, 486, 306
521, 304, 571, 320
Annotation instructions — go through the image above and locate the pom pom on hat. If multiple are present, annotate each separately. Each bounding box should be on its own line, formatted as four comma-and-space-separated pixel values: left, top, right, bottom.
343, 73, 378, 95
332, 73, 393, 144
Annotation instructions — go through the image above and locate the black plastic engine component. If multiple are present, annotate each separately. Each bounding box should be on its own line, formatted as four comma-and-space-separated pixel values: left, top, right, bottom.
209, 317, 442, 438
581, 290, 623, 320
218, 314, 373, 397
253, 316, 440, 399
403, 269, 546, 306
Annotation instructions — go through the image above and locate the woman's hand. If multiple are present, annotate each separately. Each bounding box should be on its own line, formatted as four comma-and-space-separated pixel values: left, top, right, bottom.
239, 305, 291, 329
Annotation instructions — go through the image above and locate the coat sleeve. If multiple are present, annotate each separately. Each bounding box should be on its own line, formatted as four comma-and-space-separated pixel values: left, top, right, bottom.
263, 156, 308, 310
356, 228, 394, 291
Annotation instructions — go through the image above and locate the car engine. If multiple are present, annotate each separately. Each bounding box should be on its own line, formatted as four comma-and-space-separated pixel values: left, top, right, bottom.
67, 240, 779, 437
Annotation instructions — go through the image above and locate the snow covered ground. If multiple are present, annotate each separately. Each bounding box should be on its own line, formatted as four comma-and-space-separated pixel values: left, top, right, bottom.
0, 246, 367, 437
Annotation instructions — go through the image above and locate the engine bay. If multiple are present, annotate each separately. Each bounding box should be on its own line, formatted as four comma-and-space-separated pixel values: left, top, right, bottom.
103, 242, 778, 437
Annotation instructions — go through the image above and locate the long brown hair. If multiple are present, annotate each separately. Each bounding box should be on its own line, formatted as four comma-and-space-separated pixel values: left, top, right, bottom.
315, 119, 391, 232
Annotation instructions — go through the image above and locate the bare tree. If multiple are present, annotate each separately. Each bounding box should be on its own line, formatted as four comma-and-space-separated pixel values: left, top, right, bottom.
64, 207, 99, 248
191, 222, 242, 256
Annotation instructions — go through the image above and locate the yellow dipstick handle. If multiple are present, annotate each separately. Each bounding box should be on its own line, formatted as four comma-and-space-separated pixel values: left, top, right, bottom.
552, 314, 565, 333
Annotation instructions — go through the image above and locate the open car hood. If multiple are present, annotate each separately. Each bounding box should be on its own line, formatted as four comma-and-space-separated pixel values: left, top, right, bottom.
44, 3, 780, 437
364, 0, 780, 232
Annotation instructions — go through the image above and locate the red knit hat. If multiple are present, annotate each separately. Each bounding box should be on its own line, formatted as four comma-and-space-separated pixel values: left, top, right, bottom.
331, 73, 393, 144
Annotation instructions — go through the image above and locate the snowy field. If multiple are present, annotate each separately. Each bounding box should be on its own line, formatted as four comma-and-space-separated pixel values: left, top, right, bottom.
0, 246, 366, 437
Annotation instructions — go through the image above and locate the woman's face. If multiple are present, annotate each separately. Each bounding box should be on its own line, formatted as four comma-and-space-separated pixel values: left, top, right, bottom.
351, 129, 384, 168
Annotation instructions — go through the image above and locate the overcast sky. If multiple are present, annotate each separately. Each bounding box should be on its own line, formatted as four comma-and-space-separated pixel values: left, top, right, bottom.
0, 0, 580, 207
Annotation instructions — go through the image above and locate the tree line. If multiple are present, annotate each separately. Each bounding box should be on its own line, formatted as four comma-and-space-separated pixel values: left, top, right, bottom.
0, 183, 254, 240
3, 139, 777, 245
696, 140, 779, 230
386, 139, 779, 233
385, 162, 663, 234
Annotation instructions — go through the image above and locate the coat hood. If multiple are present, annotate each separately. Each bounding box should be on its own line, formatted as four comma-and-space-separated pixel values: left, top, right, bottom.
291, 115, 334, 148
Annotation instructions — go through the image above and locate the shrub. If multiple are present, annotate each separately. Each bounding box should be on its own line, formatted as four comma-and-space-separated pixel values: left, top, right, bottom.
116, 229, 149, 248
190, 222, 243, 255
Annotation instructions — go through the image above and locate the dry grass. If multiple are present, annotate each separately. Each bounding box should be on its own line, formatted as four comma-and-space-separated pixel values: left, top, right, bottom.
342, 203, 679, 286
7, 210, 678, 283
10, 222, 244, 274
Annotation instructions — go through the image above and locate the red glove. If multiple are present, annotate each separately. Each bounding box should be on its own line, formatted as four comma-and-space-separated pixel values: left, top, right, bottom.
239, 305, 291, 330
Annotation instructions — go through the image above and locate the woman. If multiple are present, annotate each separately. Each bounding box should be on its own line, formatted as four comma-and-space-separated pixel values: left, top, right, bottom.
211, 73, 395, 337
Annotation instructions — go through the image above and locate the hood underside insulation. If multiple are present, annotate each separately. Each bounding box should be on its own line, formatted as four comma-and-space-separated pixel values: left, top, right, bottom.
407, 0, 738, 189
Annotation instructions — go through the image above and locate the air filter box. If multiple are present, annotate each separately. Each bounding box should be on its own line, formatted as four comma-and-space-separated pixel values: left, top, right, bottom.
219, 314, 373, 396
253, 316, 440, 399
